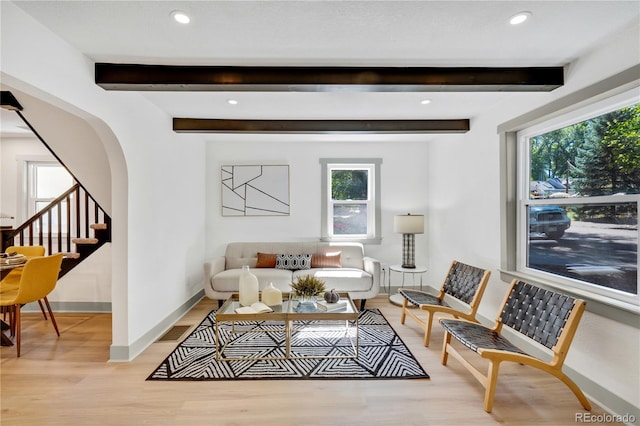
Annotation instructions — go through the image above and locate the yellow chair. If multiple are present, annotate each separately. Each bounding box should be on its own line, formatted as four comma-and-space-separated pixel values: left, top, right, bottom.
1, 246, 52, 324
5, 245, 46, 257
2, 246, 46, 281
0, 253, 63, 357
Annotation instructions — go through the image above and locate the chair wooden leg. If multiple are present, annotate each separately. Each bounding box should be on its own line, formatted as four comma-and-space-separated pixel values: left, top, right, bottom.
553, 370, 592, 411
9, 305, 16, 337
424, 311, 433, 347
400, 298, 408, 324
484, 360, 501, 413
441, 330, 451, 365
37, 299, 48, 320
38, 300, 47, 321
14, 304, 21, 357
43, 297, 60, 336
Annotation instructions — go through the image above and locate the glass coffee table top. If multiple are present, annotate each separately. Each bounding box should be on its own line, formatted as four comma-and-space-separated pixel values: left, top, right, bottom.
217, 292, 357, 319
214, 292, 359, 361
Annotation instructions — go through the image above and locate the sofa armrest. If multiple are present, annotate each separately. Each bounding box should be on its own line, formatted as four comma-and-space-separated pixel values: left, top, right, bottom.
363, 256, 382, 290
203, 256, 226, 297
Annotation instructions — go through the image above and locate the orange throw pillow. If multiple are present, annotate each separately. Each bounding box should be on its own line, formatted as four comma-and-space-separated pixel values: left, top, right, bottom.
256, 252, 277, 268
311, 252, 342, 268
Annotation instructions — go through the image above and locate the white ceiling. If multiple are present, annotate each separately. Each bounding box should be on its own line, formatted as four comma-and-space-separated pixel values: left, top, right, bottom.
4, 1, 640, 129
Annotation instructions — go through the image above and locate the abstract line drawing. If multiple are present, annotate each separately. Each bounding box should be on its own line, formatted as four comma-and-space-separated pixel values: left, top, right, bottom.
221, 165, 290, 216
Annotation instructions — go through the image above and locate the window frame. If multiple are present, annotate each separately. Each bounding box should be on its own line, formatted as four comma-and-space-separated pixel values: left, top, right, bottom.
23, 160, 74, 234
516, 90, 639, 307
320, 158, 382, 244
499, 67, 640, 315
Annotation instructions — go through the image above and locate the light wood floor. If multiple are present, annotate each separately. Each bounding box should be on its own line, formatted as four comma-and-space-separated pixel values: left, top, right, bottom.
1, 296, 616, 425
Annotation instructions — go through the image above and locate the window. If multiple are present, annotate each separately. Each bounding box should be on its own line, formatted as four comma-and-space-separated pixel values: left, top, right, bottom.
320, 159, 381, 243
26, 161, 74, 232
515, 90, 639, 307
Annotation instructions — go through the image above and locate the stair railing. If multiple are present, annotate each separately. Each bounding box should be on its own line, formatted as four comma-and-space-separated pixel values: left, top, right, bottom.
4, 183, 111, 256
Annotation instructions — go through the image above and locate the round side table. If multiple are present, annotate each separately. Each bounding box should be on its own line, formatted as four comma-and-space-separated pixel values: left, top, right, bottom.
388, 264, 428, 306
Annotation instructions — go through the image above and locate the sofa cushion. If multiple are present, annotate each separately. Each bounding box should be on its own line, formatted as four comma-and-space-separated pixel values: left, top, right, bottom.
224, 242, 365, 270
293, 268, 373, 292
276, 254, 312, 270
212, 268, 292, 292
311, 252, 341, 268
256, 252, 277, 268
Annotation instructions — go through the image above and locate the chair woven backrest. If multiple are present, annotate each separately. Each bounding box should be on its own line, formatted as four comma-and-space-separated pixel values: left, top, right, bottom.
442, 261, 488, 304
500, 280, 576, 350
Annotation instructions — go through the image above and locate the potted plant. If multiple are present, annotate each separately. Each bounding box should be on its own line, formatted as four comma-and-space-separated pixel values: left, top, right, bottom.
290, 274, 326, 304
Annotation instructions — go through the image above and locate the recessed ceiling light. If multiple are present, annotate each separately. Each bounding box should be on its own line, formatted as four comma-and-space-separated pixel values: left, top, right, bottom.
509, 11, 531, 25
420, 99, 431, 105
171, 10, 190, 24
227, 99, 238, 105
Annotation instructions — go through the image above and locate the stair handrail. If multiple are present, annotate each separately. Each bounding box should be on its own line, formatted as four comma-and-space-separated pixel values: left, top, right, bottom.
10, 184, 80, 236
4, 182, 111, 258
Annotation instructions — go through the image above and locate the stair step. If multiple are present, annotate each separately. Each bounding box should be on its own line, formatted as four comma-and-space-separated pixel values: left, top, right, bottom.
61, 252, 81, 259
72, 238, 99, 245
90, 223, 108, 230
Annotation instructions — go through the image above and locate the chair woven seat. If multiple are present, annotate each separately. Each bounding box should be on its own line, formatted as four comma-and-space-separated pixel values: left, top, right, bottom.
399, 289, 449, 308
439, 279, 591, 413
398, 261, 491, 347
440, 319, 527, 355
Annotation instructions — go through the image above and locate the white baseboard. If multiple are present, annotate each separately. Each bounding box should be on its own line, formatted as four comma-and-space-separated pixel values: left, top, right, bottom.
109, 290, 204, 362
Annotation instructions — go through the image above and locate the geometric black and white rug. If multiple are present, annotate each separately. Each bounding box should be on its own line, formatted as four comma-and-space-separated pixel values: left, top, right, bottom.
147, 309, 429, 381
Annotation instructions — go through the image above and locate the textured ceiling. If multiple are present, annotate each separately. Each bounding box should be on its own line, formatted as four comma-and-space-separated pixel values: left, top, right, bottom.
3, 1, 640, 133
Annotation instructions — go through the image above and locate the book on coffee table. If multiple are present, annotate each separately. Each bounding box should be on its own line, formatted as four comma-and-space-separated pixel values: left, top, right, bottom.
235, 301, 273, 314
316, 300, 347, 312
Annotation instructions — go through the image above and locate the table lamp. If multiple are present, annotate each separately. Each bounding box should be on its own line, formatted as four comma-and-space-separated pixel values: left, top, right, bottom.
394, 213, 424, 269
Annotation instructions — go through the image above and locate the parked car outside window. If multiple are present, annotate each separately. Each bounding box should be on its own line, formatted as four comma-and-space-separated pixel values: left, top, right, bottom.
529, 205, 571, 240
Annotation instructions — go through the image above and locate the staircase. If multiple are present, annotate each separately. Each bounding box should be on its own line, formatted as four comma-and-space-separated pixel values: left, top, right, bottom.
1, 183, 111, 278
1, 92, 111, 279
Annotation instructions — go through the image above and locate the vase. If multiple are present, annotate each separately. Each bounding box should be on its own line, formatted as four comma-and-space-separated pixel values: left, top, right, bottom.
297, 294, 317, 304
295, 294, 317, 312
261, 282, 283, 306
239, 265, 259, 306
296, 294, 318, 312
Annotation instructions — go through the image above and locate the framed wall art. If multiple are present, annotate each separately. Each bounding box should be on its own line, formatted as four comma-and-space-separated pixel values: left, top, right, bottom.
221, 165, 290, 216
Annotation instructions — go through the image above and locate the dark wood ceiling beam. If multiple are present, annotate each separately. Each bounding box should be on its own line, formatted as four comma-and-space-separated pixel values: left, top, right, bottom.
0, 91, 23, 111
172, 118, 470, 134
96, 63, 564, 92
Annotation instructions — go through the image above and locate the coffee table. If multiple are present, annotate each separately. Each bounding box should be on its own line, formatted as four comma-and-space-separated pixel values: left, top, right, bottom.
215, 292, 359, 361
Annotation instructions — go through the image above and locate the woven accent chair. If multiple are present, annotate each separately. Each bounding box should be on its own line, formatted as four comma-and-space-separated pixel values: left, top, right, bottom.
399, 260, 491, 347
0, 253, 64, 356
440, 279, 591, 413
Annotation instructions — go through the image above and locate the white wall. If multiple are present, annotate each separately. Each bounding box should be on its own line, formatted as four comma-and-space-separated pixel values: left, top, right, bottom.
204, 138, 444, 269
426, 22, 640, 416
1, 2, 207, 360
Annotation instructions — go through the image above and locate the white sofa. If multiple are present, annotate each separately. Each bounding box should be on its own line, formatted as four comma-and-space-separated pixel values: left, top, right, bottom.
203, 242, 381, 309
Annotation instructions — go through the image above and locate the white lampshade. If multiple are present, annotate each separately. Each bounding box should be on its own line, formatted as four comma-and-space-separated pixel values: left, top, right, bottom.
394, 214, 424, 234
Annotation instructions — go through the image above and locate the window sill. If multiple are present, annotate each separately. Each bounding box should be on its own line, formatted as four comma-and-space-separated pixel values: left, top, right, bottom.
499, 269, 640, 326
320, 236, 382, 245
